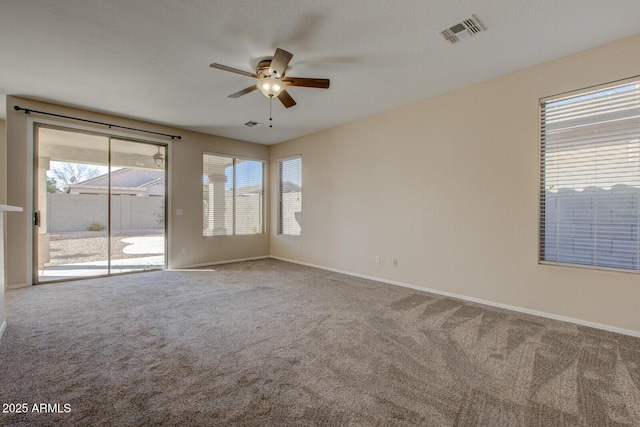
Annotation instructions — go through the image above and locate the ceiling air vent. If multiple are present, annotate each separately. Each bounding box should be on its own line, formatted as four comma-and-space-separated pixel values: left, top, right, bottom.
439, 15, 484, 44
244, 121, 262, 127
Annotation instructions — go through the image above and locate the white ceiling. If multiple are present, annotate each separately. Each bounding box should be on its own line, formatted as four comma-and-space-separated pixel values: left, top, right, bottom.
1, 0, 639, 145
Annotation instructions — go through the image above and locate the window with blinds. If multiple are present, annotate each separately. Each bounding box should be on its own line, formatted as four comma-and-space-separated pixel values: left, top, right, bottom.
279, 156, 302, 236
540, 78, 640, 271
203, 153, 264, 237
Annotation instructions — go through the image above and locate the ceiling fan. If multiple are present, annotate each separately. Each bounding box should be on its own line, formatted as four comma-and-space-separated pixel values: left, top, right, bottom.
210, 48, 330, 108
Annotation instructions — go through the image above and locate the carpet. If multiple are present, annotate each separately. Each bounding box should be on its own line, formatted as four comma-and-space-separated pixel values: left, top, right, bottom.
1, 259, 639, 426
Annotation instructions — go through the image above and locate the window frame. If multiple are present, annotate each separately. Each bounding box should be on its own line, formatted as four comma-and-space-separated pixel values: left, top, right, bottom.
278, 155, 302, 237
202, 152, 265, 237
538, 76, 640, 272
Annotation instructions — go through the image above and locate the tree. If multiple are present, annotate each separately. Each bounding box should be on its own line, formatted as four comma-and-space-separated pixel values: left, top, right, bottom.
46, 177, 59, 193
49, 162, 101, 192
154, 199, 165, 226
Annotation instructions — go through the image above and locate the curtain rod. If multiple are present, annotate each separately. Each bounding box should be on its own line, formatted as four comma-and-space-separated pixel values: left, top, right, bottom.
13, 105, 182, 140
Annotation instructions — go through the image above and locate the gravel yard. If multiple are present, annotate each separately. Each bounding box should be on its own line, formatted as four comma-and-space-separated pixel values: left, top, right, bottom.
46, 230, 164, 266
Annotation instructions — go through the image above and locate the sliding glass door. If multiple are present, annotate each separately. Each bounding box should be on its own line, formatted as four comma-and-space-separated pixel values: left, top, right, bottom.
109, 138, 166, 275
34, 125, 166, 283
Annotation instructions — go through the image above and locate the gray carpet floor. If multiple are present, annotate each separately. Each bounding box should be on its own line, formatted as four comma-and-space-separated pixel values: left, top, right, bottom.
1, 259, 639, 426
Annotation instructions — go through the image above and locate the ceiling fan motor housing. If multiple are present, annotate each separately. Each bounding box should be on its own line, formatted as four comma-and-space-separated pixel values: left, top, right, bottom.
256, 60, 278, 78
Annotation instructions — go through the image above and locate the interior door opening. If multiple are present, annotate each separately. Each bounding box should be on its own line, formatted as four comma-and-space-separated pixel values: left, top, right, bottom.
35, 125, 167, 283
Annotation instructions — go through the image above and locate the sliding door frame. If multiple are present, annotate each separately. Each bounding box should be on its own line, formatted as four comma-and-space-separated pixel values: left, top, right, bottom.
29, 119, 171, 284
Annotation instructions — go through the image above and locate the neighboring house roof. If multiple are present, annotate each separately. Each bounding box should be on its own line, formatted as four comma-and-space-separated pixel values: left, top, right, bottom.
281, 181, 301, 193
138, 178, 165, 189
69, 168, 165, 196
236, 184, 263, 197
76, 168, 165, 187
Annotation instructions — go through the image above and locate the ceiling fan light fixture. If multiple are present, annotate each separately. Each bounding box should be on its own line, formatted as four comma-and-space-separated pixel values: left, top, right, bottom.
257, 77, 283, 98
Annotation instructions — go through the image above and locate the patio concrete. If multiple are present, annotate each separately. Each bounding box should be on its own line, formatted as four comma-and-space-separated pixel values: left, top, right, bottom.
38, 255, 164, 282
121, 236, 164, 254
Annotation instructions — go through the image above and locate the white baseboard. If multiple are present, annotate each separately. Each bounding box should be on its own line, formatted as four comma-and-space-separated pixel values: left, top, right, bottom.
171, 256, 270, 270
270, 256, 640, 339
0, 321, 6, 342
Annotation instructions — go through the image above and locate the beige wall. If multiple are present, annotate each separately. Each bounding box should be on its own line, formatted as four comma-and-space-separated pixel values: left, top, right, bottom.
270, 34, 640, 334
1, 208, 5, 337
1, 120, 6, 337
1, 119, 6, 205
5, 96, 269, 286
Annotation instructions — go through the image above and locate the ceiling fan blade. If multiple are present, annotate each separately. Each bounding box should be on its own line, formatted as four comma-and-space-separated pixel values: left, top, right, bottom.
269, 48, 293, 77
228, 85, 258, 98
210, 63, 257, 79
277, 90, 297, 108
282, 77, 330, 89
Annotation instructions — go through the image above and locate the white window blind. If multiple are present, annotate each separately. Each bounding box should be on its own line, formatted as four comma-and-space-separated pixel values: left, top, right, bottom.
279, 156, 302, 236
235, 159, 265, 235
540, 79, 640, 270
203, 153, 264, 237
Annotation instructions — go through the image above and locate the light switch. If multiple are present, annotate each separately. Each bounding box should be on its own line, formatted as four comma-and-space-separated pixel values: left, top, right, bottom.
176, 209, 184, 216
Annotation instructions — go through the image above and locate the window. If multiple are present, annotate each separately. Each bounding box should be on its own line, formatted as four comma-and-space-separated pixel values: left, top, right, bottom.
540, 79, 640, 271
203, 153, 264, 236
279, 156, 302, 236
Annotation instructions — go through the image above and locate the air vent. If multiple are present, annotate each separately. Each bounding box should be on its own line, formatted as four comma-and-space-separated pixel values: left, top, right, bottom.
244, 121, 262, 127
439, 15, 484, 44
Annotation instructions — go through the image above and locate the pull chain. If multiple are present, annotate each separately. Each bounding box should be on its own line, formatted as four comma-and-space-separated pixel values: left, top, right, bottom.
269, 96, 273, 128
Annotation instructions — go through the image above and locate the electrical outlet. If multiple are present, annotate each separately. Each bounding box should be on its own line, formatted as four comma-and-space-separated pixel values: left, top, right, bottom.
375, 256, 380, 264
297, 244, 301, 251
393, 259, 398, 267
182, 248, 187, 255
